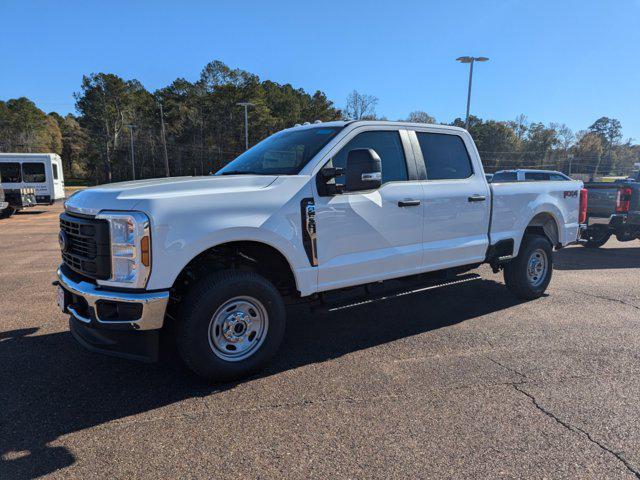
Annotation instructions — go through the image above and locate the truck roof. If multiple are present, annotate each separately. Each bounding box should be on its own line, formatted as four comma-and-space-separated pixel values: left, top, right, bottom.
495, 168, 565, 175
286, 120, 467, 134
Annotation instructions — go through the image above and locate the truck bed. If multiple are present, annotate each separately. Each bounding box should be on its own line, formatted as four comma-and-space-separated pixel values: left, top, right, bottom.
489, 180, 582, 255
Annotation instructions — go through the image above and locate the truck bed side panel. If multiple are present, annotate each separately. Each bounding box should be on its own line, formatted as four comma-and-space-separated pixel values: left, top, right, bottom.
489, 180, 582, 256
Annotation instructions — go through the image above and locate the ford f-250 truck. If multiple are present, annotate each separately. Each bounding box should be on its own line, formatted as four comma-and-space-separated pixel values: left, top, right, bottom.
55, 121, 585, 381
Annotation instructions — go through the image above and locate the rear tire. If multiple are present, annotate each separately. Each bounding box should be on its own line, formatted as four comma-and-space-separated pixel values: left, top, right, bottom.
504, 235, 553, 300
175, 270, 286, 382
582, 225, 610, 248
0, 207, 16, 219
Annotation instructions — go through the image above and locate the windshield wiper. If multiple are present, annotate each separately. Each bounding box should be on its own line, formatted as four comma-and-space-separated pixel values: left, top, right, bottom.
219, 170, 263, 176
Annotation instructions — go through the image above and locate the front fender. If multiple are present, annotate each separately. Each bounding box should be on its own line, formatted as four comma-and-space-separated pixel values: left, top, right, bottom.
150, 226, 313, 292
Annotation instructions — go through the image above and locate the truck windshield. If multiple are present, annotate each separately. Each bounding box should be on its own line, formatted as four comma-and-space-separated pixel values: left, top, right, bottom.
217, 127, 342, 175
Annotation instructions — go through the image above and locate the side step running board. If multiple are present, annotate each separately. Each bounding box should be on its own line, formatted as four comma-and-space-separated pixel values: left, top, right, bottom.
310, 273, 482, 313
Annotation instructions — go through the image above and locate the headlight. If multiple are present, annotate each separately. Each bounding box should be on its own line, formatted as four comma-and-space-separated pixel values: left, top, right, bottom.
96, 211, 151, 288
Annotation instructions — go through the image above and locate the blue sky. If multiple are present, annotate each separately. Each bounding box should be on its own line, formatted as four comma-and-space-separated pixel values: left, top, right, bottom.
1, 0, 639, 140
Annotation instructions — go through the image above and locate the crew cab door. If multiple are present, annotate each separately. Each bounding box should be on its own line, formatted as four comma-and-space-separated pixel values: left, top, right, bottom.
313, 128, 424, 291
410, 129, 491, 269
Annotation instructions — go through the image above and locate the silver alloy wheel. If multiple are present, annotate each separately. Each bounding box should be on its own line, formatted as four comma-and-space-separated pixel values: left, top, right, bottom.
526, 248, 548, 288
208, 296, 269, 362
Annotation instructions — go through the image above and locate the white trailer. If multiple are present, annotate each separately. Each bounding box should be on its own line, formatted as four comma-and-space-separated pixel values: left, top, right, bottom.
0, 153, 65, 204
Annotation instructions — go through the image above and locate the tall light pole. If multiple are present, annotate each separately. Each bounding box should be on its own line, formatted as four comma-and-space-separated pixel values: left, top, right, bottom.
456, 56, 489, 130
125, 124, 137, 180
158, 103, 170, 177
237, 102, 254, 150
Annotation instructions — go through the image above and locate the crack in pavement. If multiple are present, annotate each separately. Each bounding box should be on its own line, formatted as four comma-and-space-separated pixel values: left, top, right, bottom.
485, 355, 640, 478
513, 383, 640, 479
95, 380, 535, 430
558, 288, 640, 312
484, 355, 529, 380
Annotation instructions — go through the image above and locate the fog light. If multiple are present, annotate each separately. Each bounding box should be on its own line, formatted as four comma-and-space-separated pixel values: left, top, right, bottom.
96, 300, 143, 321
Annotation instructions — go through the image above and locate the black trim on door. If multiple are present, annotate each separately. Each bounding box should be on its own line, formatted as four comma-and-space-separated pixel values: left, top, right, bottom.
399, 129, 419, 181
407, 130, 427, 180
300, 198, 318, 266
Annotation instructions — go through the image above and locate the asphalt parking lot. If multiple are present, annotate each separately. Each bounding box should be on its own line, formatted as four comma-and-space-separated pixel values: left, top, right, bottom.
2, 203, 640, 479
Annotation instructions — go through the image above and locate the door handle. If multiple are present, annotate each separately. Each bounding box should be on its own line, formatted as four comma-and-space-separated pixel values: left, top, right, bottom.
468, 195, 486, 202
398, 200, 421, 207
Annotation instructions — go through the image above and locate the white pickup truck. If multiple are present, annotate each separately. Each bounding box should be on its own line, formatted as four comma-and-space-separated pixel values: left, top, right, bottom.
56, 121, 585, 381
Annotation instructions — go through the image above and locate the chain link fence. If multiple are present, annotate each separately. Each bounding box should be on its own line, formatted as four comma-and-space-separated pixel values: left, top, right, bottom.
2, 140, 638, 185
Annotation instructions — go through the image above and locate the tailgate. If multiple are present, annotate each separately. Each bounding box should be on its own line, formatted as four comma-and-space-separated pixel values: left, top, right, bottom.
584, 183, 619, 217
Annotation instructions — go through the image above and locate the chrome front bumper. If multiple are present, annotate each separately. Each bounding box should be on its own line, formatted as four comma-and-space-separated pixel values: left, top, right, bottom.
56, 267, 169, 331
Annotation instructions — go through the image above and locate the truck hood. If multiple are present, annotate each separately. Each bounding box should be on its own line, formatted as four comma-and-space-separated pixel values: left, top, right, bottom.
64, 175, 279, 215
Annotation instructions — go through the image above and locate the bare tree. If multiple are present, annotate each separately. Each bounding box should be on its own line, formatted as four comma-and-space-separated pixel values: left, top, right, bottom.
551, 123, 575, 173
405, 111, 436, 124
552, 123, 575, 151
509, 114, 529, 142
344, 90, 378, 120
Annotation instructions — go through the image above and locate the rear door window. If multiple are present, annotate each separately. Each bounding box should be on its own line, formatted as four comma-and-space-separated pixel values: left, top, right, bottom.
52, 163, 59, 180
416, 132, 473, 180
524, 172, 550, 181
492, 172, 517, 182
0, 162, 22, 183
22, 162, 46, 183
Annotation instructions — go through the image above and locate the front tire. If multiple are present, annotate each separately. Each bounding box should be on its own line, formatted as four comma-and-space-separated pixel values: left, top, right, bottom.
503, 235, 553, 300
176, 271, 286, 382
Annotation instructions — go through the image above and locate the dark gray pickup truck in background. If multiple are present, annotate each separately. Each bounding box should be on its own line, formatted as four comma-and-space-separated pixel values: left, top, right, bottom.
581, 174, 640, 248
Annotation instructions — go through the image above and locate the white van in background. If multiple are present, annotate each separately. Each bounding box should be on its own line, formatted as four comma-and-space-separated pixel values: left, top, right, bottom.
0, 153, 65, 204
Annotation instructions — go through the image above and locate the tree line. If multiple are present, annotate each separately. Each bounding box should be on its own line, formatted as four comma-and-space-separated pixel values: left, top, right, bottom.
345, 92, 639, 177
0, 60, 638, 183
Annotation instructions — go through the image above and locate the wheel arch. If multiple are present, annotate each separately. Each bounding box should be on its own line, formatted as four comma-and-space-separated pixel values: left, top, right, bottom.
512, 206, 564, 257
169, 240, 301, 306
525, 211, 561, 247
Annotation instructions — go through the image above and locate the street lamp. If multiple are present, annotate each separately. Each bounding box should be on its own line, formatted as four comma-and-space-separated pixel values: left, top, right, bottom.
237, 102, 255, 150
125, 124, 137, 180
456, 56, 489, 130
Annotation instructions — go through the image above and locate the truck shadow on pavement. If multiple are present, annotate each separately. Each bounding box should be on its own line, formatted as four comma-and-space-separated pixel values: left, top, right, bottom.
1, 277, 523, 479
554, 245, 640, 270
15, 210, 47, 215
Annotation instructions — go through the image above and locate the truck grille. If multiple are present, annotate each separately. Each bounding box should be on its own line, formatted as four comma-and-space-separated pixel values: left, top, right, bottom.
60, 212, 111, 280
